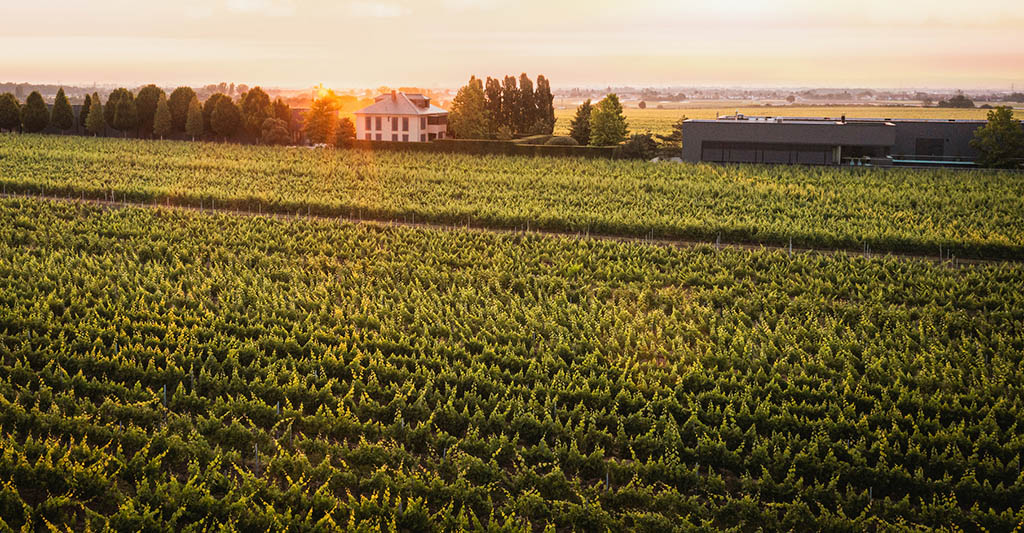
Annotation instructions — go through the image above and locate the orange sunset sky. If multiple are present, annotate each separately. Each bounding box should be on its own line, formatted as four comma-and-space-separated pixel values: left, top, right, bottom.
3, 0, 1023, 89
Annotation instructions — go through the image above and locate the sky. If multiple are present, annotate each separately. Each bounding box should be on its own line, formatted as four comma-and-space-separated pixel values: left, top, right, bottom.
2, 0, 1023, 90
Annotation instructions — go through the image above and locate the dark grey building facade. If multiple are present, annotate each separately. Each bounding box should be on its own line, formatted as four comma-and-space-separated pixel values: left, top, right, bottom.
681, 114, 1004, 167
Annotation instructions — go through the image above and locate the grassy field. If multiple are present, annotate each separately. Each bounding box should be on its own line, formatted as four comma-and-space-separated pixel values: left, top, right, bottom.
2, 197, 1022, 530
553, 105, 1023, 137
2, 134, 1023, 259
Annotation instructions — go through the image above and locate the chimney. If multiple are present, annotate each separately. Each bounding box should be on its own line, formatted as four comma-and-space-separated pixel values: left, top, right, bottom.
391, 90, 397, 102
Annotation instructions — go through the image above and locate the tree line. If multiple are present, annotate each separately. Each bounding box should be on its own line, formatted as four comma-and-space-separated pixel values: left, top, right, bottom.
0, 86, 297, 145
448, 74, 556, 140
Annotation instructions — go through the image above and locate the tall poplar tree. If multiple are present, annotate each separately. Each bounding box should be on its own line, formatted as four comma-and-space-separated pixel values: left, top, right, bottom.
85, 92, 106, 136
484, 77, 502, 139
153, 93, 172, 139
51, 88, 74, 132
185, 95, 204, 140
501, 76, 518, 135
517, 74, 535, 136
104, 88, 132, 127
534, 75, 556, 135
78, 94, 92, 131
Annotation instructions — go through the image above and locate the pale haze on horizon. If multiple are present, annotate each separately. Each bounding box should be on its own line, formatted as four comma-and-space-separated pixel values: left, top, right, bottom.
2, 0, 1022, 90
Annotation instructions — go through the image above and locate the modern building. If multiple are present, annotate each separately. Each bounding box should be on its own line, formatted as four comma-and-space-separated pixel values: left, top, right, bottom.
354, 91, 448, 142
680, 114, 1003, 167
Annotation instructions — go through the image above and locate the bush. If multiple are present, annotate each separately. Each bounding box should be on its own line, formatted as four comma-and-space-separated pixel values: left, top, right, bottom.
261, 118, 291, 145
621, 133, 658, 160
545, 136, 579, 146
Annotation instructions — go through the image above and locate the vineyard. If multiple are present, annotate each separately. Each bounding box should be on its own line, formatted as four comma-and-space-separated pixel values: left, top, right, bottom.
2, 134, 1023, 259
1, 197, 1023, 530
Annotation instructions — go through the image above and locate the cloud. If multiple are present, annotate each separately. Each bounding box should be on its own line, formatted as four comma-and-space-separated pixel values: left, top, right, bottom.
225, 0, 296, 17
348, 1, 411, 18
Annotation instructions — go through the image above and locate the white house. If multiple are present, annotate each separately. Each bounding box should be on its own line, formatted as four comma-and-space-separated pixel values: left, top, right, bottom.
354, 91, 448, 142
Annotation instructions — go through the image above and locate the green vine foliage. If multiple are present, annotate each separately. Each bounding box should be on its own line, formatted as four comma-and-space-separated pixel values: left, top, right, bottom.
0, 198, 1023, 530
1, 135, 1023, 259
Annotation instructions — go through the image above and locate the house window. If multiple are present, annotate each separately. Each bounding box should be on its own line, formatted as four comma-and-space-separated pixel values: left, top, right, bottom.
420, 134, 425, 142
375, 134, 381, 141
392, 134, 398, 141
365, 134, 371, 140
402, 117, 409, 131
420, 117, 426, 129
365, 117, 371, 130
392, 117, 399, 130
402, 134, 408, 142
375, 117, 381, 130
438, 132, 445, 139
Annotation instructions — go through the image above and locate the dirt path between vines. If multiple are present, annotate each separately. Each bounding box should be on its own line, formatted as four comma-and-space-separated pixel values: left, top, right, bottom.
1, 191, 1013, 266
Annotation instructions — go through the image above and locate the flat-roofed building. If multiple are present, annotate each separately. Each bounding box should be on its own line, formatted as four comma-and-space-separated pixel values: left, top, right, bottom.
354, 91, 448, 143
681, 114, 1006, 167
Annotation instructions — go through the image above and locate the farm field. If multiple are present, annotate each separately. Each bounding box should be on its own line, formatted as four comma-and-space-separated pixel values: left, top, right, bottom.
552, 106, 1024, 137
2, 134, 1023, 259
1, 198, 1023, 530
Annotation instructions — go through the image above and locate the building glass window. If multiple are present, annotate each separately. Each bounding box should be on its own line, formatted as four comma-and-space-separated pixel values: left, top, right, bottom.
365, 134, 371, 141
365, 117, 371, 130
402, 134, 408, 142
420, 134, 425, 142
375, 133, 381, 141
375, 117, 381, 130
392, 117, 399, 130
420, 117, 426, 129
392, 134, 398, 141
402, 118, 409, 131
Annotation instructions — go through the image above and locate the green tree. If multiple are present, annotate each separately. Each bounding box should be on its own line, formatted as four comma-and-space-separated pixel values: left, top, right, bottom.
0, 93, 20, 132
448, 76, 489, 139
135, 84, 165, 137
104, 88, 132, 127
589, 93, 628, 146
78, 94, 92, 130
335, 117, 356, 148
501, 76, 518, 134
938, 93, 975, 108
241, 86, 271, 141
20, 91, 49, 133
153, 93, 172, 139
534, 75, 555, 135
970, 106, 1024, 169
569, 100, 592, 146
112, 93, 139, 137
484, 77, 502, 138
50, 88, 74, 132
169, 86, 197, 132
85, 92, 106, 136
272, 97, 292, 129
517, 73, 535, 135
261, 117, 291, 145
303, 97, 337, 145
210, 97, 241, 141
655, 116, 687, 153
203, 93, 231, 132
185, 95, 204, 140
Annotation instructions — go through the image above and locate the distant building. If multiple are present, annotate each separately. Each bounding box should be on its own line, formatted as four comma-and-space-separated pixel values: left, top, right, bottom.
681, 115, 1007, 167
354, 91, 448, 142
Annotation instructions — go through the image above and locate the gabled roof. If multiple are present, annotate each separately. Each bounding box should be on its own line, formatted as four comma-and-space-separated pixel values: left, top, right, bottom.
355, 92, 447, 116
